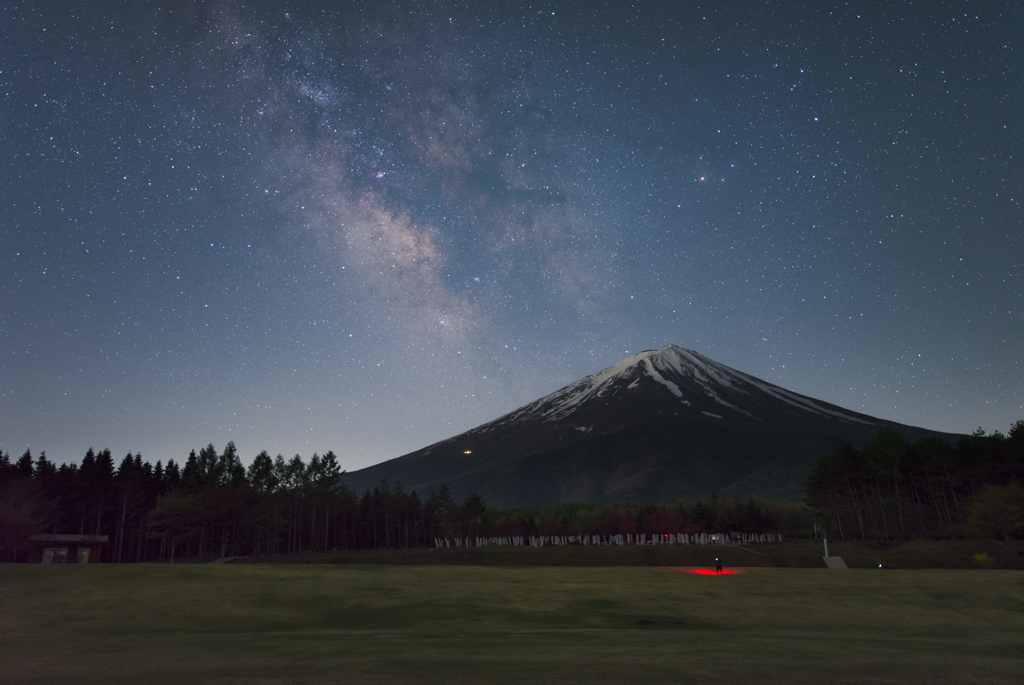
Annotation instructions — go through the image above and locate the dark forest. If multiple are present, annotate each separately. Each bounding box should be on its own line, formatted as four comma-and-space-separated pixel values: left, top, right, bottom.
803, 422, 1022, 541
2, 421, 1020, 562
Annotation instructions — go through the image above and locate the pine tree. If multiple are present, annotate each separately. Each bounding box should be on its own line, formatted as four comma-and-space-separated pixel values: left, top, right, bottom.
247, 451, 277, 491
16, 450, 34, 479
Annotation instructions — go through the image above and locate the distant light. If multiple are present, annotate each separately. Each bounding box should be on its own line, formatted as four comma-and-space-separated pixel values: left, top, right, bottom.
464, 450, 472, 454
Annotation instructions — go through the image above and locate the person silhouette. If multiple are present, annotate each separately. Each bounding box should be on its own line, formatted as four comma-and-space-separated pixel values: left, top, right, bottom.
715, 558, 722, 574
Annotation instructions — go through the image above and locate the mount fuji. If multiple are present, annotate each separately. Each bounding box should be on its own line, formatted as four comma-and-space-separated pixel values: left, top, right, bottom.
341, 345, 961, 505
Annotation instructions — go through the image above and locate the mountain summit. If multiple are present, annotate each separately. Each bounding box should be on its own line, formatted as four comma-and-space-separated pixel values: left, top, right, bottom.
472, 345, 876, 432
342, 346, 959, 505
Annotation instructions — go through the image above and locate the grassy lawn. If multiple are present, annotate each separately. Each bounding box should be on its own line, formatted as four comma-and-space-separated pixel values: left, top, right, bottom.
3, 563, 1021, 684
253, 539, 1024, 569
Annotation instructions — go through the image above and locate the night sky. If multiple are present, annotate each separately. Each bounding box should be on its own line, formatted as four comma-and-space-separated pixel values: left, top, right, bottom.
3, 1, 1021, 472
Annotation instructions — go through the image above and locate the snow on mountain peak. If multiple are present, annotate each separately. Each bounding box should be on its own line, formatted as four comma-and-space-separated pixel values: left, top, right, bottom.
488, 345, 728, 425
473, 344, 876, 433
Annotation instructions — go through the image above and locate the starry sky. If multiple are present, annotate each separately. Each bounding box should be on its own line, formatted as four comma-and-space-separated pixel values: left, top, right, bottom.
2, 1, 1021, 471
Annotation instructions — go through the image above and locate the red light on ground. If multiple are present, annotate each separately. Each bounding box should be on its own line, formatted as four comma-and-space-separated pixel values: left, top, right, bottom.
686, 568, 737, 575
657, 567, 746, 575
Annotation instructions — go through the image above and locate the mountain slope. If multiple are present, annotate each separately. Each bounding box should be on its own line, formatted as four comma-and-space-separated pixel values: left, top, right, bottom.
341, 346, 961, 504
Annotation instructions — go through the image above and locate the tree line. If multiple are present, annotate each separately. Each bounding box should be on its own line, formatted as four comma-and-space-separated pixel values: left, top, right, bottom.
1, 441, 800, 562
0, 443, 484, 562
803, 422, 1023, 541
4, 420, 1019, 562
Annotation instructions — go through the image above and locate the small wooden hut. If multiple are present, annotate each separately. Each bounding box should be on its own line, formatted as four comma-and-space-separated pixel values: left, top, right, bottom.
28, 534, 109, 563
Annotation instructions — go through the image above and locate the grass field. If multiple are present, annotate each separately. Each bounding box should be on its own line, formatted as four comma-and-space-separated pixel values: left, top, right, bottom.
252, 539, 1024, 569
3, 561, 1021, 684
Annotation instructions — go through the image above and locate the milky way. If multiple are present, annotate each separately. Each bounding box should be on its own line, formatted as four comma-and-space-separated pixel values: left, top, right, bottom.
2, 1, 1021, 470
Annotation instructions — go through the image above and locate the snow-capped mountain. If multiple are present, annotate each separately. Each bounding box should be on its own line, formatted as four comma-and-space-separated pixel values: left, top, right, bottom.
342, 346, 960, 505
470, 345, 875, 433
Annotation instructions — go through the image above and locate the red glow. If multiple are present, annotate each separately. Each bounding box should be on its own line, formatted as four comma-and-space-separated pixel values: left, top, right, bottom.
686, 568, 737, 575
657, 567, 746, 575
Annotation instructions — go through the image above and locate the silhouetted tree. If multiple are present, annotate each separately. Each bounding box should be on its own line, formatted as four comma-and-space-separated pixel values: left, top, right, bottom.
16, 450, 34, 479
246, 451, 277, 491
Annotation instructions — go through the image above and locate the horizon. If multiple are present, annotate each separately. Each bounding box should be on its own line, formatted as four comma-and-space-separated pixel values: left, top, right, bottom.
6, 344, 1008, 471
